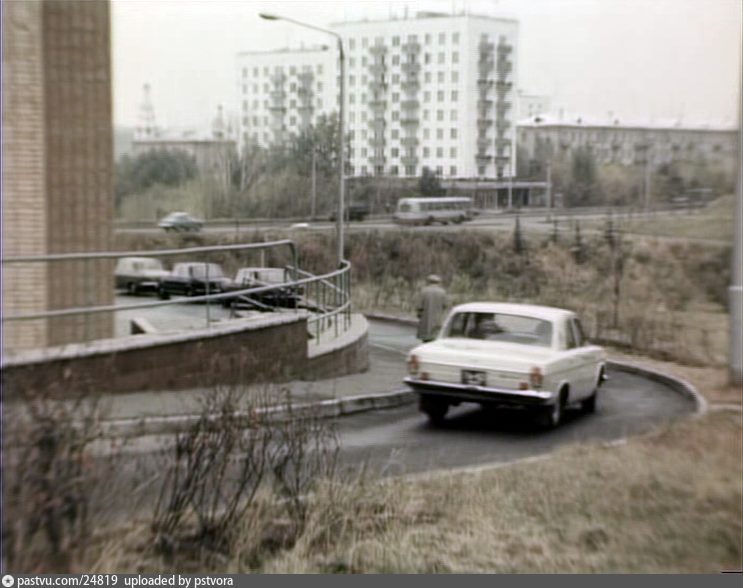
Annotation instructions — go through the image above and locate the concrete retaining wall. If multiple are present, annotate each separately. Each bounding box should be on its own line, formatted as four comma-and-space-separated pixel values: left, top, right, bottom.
2, 313, 370, 399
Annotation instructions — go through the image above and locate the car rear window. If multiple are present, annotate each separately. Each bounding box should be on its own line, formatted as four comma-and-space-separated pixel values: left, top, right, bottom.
445, 312, 553, 347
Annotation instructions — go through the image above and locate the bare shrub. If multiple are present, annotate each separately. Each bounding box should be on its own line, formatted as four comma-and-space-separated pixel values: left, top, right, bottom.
2, 377, 105, 572
151, 384, 339, 563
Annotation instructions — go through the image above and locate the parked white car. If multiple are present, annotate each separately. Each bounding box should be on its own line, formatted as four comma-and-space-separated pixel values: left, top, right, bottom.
404, 302, 607, 428
114, 256, 169, 294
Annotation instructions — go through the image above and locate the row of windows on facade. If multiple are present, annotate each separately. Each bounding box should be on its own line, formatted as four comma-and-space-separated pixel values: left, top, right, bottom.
350, 146, 461, 159
349, 127, 463, 141
526, 130, 730, 149
353, 164, 458, 177
346, 51, 460, 68
241, 69, 474, 99
242, 88, 466, 113
347, 31, 461, 50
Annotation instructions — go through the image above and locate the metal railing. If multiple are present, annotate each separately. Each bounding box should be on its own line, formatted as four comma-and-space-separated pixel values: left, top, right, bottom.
2, 240, 353, 345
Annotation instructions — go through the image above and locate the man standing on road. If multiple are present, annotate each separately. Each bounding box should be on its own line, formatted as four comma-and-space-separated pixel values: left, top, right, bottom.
416, 274, 448, 342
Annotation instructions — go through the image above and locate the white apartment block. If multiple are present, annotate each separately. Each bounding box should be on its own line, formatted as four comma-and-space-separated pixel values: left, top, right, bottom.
337, 13, 518, 179
518, 91, 551, 119
236, 12, 518, 180
236, 47, 339, 147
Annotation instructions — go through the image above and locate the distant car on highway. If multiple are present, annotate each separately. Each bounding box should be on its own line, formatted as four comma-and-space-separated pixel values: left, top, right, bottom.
404, 302, 607, 427
330, 204, 369, 222
224, 267, 302, 310
114, 256, 169, 295
158, 212, 203, 232
158, 262, 232, 299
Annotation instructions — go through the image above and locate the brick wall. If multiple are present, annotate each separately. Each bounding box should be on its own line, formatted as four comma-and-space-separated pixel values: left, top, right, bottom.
1, 1, 49, 349
43, 0, 114, 345
1, 0, 114, 352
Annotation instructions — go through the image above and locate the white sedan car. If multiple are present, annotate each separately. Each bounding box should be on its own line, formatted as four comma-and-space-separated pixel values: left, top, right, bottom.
404, 303, 607, 428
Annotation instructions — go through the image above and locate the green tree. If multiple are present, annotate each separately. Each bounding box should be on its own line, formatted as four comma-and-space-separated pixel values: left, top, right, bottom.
419, 167, 444, 196
115, 149, 197, 205
567, 146, 600, 207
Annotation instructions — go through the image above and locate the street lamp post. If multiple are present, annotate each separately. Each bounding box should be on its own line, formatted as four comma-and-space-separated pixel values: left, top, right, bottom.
259, 13, 345, 264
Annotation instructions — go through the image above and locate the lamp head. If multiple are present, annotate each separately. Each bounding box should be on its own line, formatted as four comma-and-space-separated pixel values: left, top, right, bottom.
259, 13, 279, 21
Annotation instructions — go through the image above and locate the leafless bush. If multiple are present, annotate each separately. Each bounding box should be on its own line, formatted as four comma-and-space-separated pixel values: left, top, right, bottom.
2, 377, 105, 572
151, 384, 339, 562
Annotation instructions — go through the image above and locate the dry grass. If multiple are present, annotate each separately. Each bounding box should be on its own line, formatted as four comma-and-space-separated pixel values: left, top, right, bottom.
260, 412, 742, 573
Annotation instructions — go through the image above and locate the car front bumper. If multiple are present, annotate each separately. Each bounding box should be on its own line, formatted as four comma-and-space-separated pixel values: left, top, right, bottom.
404, 376, 554, 406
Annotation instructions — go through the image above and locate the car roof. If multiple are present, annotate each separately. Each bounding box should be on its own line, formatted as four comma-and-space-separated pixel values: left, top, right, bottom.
119, 256, 160, 263
449, 302, 575, 322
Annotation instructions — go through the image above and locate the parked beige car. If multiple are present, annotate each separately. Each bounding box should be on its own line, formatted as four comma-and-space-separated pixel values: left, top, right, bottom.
114, 257, 169, 295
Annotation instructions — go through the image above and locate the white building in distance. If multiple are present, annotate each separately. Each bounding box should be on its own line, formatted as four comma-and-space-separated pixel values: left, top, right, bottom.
236, 47, 338, 147
236, 11, 519, 180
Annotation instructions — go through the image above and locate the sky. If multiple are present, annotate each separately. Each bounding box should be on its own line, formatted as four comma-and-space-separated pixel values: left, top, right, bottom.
111, 0, 742, 131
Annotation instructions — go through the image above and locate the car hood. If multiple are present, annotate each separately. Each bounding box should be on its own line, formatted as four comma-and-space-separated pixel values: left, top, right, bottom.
410, 338, 557, 372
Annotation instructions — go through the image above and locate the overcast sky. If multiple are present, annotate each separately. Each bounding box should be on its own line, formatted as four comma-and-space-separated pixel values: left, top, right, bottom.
112, 0, 741, 131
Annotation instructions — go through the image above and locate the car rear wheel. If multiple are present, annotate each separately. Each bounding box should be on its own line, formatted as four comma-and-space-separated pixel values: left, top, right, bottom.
158, 286, 170, 300
420, 395, 448, 425
538, 388, 567, 429
126, 282, 138, 295
582, 369, 603, 414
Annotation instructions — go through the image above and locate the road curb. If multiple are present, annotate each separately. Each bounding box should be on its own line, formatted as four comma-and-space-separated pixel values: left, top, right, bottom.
101, 388, 415, 439
606, 359, 707, 416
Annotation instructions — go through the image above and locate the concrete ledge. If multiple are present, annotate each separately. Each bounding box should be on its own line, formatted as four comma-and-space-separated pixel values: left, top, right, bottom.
102, 388, 414, 438
607, 359, 707, 415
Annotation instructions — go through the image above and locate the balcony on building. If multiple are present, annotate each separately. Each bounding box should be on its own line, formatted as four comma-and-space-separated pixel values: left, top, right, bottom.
369, 134, 385, 147
496, 60, 513, 75
369, 96, 386, 109
495, 80, 513, 92
369, 63, 386, 76
401, 80, 420, 93
369, 154, 386, 165
268, 103, 287, 112
475, 153, 493, 164
402, 41, 421, 53
401, 62, 421, 75
370, 43, 387, 55
401, 136, 419, 148
496, 119, 511, 132
297, 103, 313, 113
479, 40, 495, 53
401, 99, 420, 110
478, 60, 494, 74
477, 137, 492, 151
497, 41, 513, 55
495, 137, 511, 148
400, 116, 420, 127
477, 118, 494, 130
401, 155, 419, 166
368, 118, 386, 131
369, 78, 387, 92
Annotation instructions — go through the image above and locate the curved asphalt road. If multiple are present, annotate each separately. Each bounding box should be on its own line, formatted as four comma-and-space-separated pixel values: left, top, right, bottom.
337, 320, 695, 477
91, 319, 695, 523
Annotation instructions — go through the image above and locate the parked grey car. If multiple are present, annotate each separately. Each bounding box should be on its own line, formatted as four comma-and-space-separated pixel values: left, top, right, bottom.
158, 262, 232, 299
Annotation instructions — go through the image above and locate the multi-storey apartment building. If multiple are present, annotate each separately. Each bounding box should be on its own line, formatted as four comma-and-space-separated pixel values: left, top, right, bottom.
236, 12, 518, 180
236, 47, 339, 148
517, 113, 738, 177
337, 12, 518, 180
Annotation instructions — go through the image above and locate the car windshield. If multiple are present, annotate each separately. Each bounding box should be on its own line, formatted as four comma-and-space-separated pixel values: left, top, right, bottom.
444, 312, 553, 347
188, 264, 224, 279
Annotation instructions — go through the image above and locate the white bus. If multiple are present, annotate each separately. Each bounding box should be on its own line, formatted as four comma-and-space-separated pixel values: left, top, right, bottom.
393, 197, 474, 226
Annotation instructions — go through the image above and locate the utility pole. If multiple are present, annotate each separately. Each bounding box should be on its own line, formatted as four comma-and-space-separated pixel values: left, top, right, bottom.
311, 149, 317, 220
730, 91, 742, 386
546, 160, 552, 210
